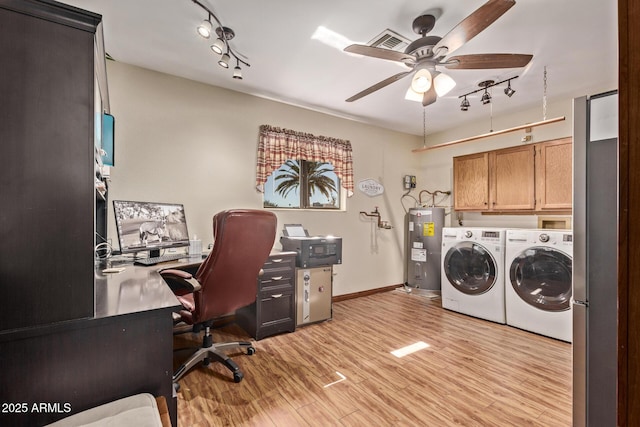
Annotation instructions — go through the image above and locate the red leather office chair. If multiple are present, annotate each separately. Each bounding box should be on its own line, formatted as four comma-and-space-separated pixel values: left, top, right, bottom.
160, 209, 276, 383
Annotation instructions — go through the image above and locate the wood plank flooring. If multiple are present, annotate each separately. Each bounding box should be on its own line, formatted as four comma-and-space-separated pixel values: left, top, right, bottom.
174, 290, 572, 426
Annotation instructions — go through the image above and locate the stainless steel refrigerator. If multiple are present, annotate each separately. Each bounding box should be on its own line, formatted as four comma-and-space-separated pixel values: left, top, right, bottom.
573, 91, 618, 426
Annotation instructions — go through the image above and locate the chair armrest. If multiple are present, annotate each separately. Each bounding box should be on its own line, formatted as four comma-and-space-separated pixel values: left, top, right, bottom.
160, 268, 202, 295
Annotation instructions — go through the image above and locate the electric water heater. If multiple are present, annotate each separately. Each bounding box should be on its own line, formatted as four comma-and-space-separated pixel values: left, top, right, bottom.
406, 207, 445, 290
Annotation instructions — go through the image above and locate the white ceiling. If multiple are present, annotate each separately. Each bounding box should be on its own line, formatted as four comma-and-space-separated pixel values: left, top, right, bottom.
63, 0, 618, 136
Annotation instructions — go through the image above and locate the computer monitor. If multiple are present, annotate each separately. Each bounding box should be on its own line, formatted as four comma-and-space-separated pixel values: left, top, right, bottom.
113, 200, 190, 257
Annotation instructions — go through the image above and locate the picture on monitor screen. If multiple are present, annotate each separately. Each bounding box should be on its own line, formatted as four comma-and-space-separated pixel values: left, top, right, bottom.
113, 200, 190, 254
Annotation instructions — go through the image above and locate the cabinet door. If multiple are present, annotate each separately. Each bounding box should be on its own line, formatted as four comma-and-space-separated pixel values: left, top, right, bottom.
453, 152, 490, 210
0, 4, 96, 331
490, 145, 536, 210
536, 137, 573, 210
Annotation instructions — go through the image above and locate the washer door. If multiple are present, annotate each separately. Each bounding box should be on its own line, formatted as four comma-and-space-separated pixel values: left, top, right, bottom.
509, 247, 572, 311
443, 242, 497, 295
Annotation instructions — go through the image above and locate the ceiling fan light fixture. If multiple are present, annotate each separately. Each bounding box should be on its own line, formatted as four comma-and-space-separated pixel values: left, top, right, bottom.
411, 69, 432, 93
210, 37, 225, 55
197, 17, 213, 39
404, 87, 424, 102
218, 52, 230, 68
433, 72, 456, 97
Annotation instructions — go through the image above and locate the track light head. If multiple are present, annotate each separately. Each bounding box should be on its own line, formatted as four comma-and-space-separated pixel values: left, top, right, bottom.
460, 96, 470, 111
233, 65, 243, 80
197, 17, 212, 39
218, 53, 230, 68
504, 81, 515, 97
481, 90, 491, 105
210, 38, 225, 55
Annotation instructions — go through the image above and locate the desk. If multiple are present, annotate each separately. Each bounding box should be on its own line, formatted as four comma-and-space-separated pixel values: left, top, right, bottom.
0, 262, 182, 427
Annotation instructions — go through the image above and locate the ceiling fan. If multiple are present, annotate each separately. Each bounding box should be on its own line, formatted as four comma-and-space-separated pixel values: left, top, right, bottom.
344, 0, 533, 107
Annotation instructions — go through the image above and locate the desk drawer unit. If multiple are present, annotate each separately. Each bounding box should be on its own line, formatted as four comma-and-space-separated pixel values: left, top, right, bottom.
236, 252, 297, 340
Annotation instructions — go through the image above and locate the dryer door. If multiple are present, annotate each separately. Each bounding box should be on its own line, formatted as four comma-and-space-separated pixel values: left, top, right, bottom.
443, 242, 497, 295
509, 247, 572, 311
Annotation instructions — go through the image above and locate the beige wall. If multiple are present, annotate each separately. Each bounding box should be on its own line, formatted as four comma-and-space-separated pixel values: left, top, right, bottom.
105, 61, 422, 296
106, 60, 613, 294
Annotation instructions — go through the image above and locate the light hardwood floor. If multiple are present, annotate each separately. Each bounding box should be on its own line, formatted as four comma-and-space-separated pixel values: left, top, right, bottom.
174, 290, 572, 426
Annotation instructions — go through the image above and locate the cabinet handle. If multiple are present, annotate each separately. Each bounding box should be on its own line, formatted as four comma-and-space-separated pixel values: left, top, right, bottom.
271, 294, 283, 299
271, 258, 283, 263
271, 276, 283, 281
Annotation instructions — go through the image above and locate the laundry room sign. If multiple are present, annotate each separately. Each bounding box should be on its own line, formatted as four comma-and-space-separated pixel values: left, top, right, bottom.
357, 178, 384, 197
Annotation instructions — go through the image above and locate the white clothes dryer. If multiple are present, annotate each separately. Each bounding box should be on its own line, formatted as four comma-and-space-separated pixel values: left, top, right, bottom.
441, 227, 506, 323
505, 229, 573, 342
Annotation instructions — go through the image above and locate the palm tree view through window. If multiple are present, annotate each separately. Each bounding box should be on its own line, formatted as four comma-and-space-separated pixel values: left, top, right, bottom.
263, 160, 340, 209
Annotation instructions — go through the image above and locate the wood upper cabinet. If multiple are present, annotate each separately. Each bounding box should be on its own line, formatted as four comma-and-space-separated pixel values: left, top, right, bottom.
535, 137, 573, 210
491, 145, 536, 210
453, 152, 490, 210
453, 137, 572, 212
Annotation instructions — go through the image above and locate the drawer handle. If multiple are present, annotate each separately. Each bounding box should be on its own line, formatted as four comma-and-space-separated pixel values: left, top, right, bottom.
271, 258, 283, 263
271, 294, 283, 298
271, 276, 283, 281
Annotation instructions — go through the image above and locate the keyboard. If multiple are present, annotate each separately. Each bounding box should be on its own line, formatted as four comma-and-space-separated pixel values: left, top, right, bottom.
133, 253, 187, 266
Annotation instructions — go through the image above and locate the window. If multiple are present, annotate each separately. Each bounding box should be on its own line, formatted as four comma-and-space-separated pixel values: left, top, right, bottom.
256, 125, 354, 208
263, 159, 341, 209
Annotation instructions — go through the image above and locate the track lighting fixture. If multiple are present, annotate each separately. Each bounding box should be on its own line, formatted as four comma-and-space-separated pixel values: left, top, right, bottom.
192, 0, 250, 79
457, 76, 519, 111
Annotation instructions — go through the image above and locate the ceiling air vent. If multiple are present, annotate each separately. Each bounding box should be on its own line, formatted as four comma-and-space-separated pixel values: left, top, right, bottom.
368, 29, 411, 52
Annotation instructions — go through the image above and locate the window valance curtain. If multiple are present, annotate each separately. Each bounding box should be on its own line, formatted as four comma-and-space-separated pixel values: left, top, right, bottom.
256, 125, 354, 197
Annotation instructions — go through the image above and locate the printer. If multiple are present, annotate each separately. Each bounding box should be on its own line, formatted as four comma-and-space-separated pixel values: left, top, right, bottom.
280, 224, 342, 268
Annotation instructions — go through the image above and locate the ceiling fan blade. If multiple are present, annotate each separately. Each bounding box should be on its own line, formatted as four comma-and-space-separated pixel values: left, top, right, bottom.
443, 53, 533, 69
422, 85, 437, 107
432, 0, 515, 57
344, 44, 416, 64
346, 71, 413, 102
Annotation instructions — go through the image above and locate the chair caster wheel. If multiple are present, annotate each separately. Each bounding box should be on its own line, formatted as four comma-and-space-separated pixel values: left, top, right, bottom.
233, 371, 244, 383
247, 346, 256, 356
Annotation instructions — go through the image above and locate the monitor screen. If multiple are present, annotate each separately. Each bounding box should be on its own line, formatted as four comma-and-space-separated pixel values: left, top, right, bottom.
113, 200, 190, 255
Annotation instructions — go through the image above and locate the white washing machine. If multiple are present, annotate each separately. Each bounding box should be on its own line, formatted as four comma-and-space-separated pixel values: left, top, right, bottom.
505, 229, 573, 342
441, 227, 506, 323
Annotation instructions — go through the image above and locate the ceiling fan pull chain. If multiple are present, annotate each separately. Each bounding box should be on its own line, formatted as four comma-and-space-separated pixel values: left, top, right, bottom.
423, 107, 427, 147
543, 66, 548, 121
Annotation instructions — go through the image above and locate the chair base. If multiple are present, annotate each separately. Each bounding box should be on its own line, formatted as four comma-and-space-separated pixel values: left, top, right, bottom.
173, 340, 255, 384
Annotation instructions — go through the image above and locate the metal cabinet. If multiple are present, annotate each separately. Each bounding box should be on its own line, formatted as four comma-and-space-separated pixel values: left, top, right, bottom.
296, 266, 332, 326
236, 251, 297, 340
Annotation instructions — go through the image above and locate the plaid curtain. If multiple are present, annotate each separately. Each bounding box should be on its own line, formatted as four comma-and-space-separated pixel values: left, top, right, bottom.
256, 125, 354, 197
